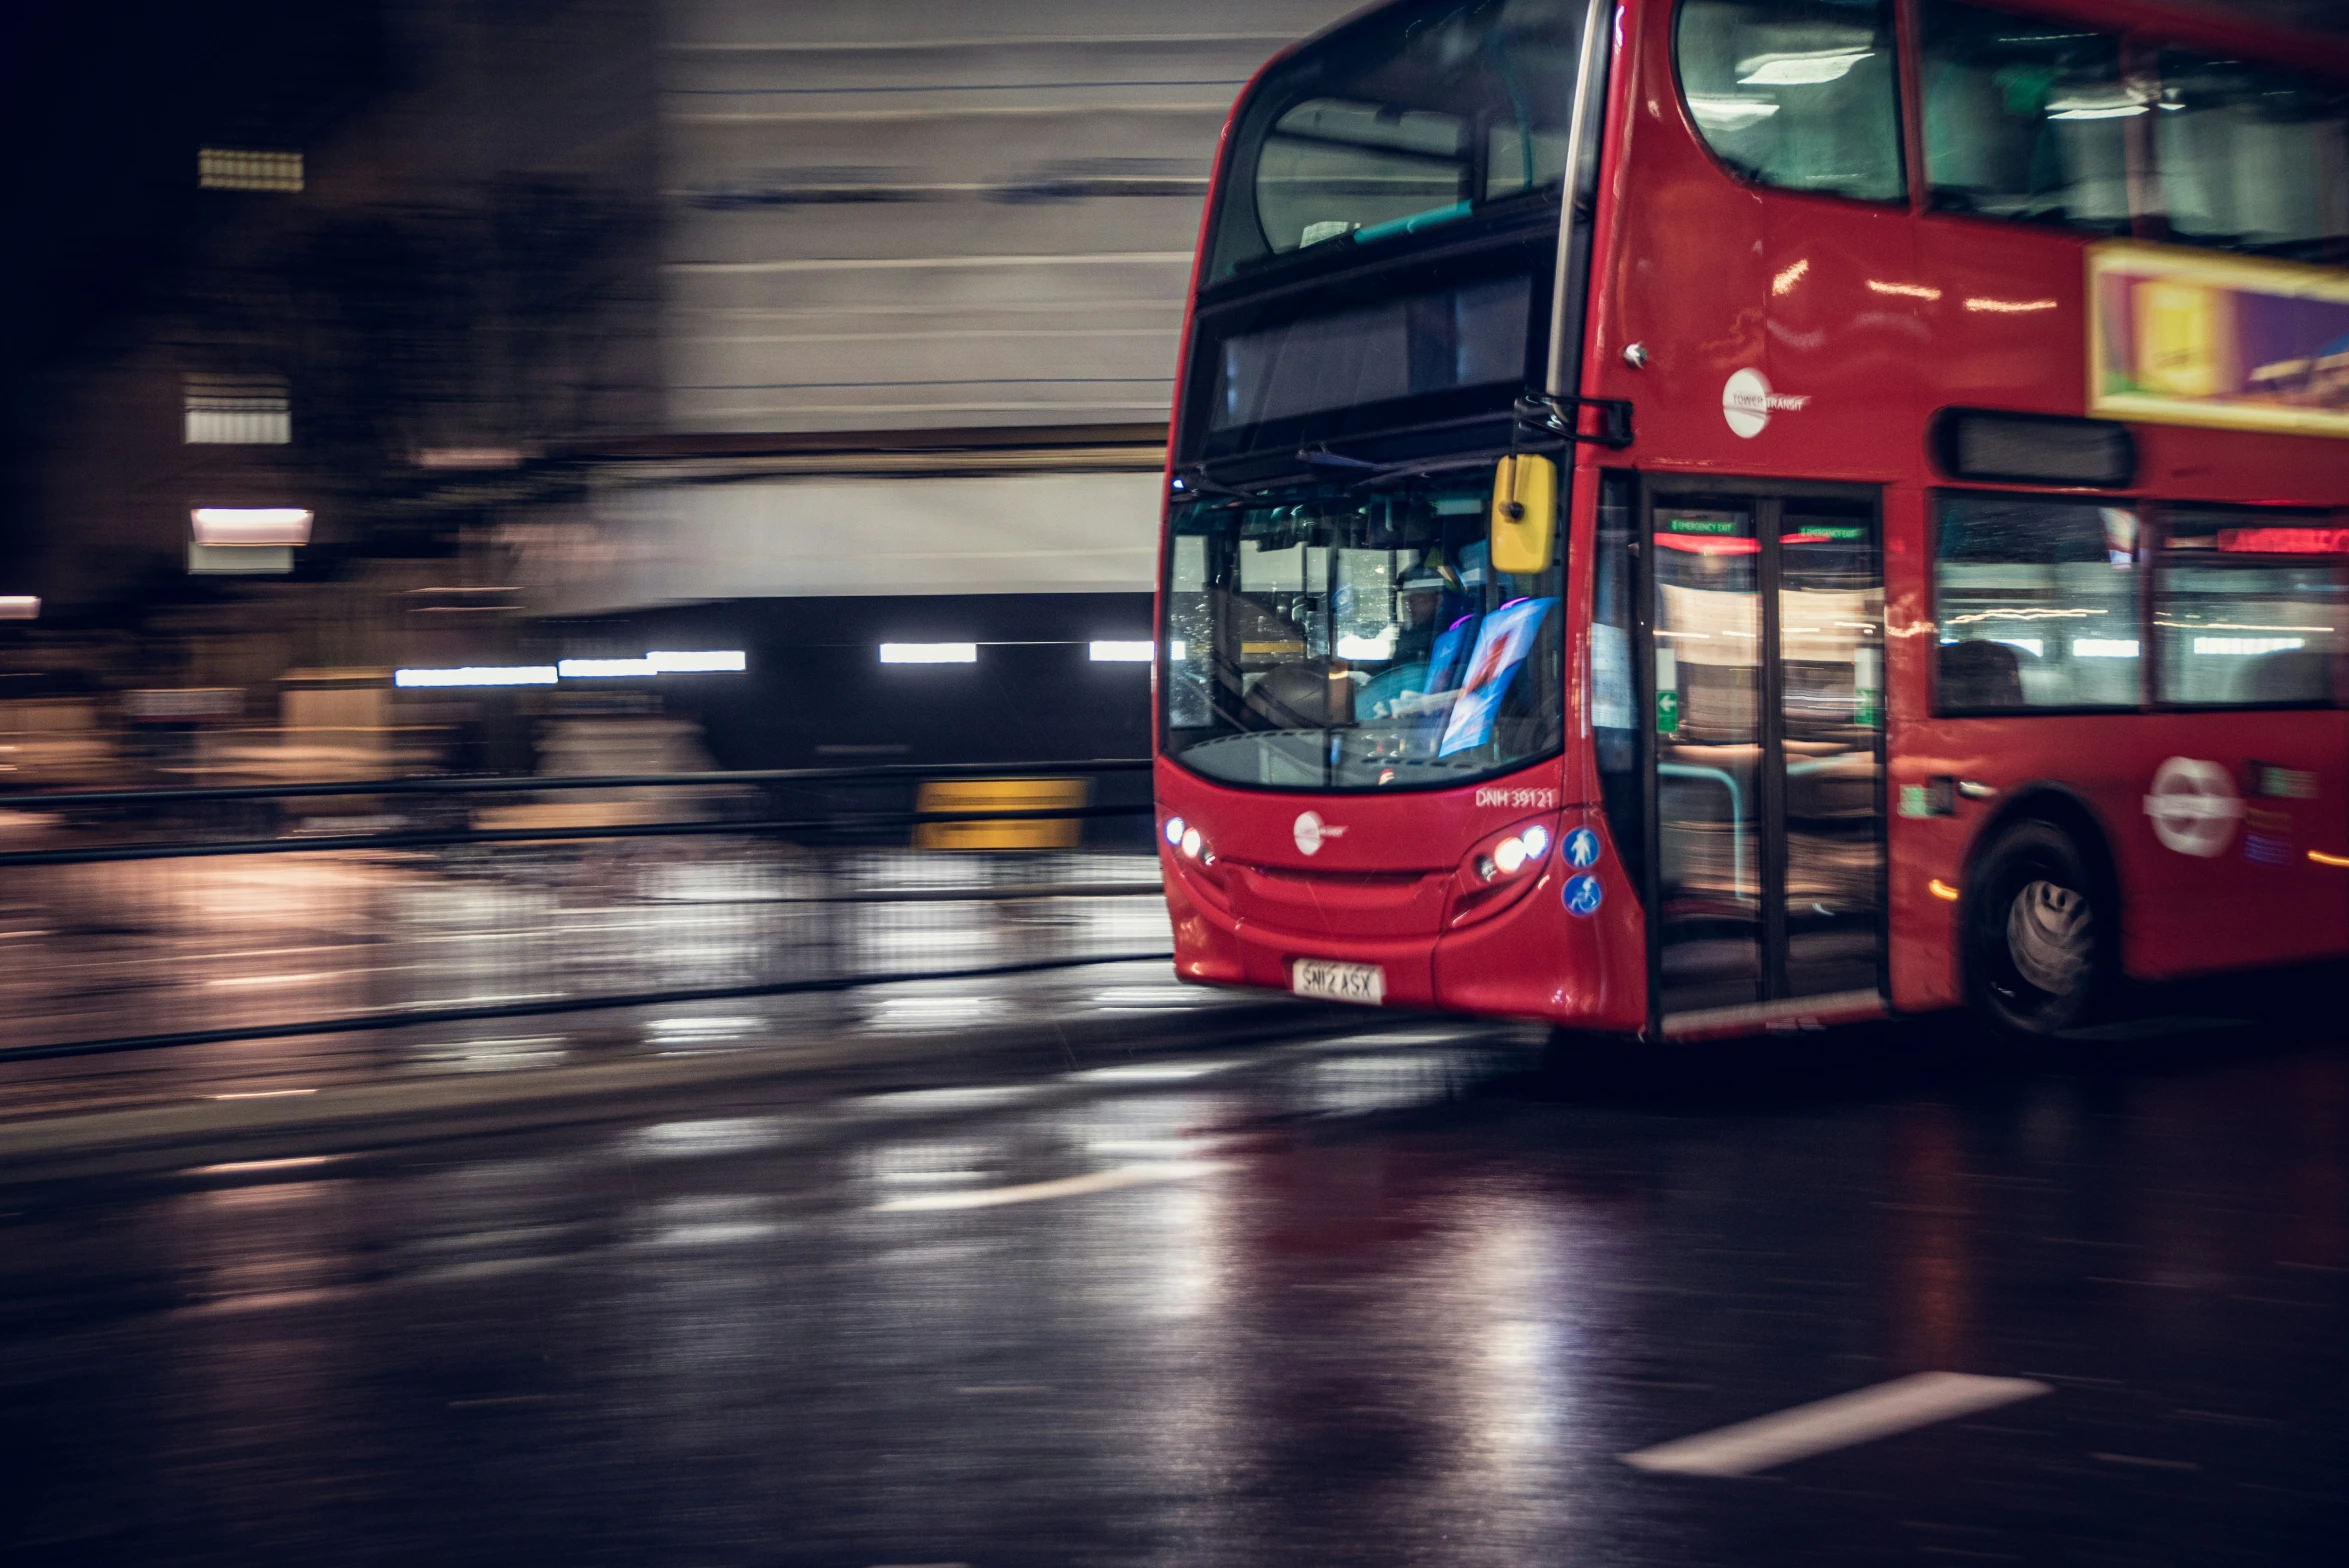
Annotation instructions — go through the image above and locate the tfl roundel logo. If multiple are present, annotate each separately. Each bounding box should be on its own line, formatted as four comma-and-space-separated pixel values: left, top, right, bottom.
2143, 757, 2242, 858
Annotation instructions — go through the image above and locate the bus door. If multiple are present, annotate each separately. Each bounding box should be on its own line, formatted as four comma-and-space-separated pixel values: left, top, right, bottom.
1647, 485, 1887, 1027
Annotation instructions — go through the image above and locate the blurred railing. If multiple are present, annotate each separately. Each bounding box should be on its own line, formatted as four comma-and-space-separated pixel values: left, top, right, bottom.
0, 760, 1171, 1062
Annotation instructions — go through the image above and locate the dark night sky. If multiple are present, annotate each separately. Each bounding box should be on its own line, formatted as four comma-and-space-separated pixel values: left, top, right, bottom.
3, 2, 384, 389
0, 3, 385, 564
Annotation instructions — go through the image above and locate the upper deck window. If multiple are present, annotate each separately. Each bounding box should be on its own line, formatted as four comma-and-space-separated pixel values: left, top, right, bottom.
1919, 1, 2132, 233
1207, 0, 1586, 283
2155, 52, 2349, 262
1675, 0, 1905, 205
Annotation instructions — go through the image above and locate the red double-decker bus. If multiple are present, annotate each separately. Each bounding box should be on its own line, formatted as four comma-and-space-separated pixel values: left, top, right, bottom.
1154, 0, 2349, 1038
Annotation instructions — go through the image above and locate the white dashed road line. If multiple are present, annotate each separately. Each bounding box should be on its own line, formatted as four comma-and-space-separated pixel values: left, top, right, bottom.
874, 1160, 1230, 1212
1622, 1372, 2052, 1478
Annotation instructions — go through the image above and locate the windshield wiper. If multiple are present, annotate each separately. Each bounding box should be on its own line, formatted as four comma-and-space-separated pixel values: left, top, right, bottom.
1298, 447, 1380, 472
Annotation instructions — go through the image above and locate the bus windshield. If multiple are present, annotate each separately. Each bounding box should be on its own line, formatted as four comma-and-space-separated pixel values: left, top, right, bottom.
1163, 471, 1565, 791
1206, 0, 1589, 283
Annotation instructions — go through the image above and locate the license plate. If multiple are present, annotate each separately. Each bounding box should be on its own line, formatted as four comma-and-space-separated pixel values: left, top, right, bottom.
1291, 959, 1385, 1006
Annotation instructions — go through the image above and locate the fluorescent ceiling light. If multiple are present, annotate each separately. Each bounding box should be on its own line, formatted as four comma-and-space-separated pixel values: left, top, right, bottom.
1088, 640, 1154, 662
557, 653, 746, 678
2046, 93, 2150, 120
557, 658, 658, 678
0, 595, 38, 620
646, 649, 747, 673
393, 665, 558, 688
880, 643, 977, 664
192, 507, 312, 546
1687, 97, 1780, 131
1737, 49, 1869, 86
2194, 636, 2305, 656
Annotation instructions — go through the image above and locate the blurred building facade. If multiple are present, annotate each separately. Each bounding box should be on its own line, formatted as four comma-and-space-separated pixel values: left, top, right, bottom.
9, 0, 662, 783
536, 0, 1355, 769
9, 0, 1360, 781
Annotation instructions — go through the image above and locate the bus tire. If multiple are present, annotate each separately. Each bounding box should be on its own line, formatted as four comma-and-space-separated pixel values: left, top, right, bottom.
1964, 818, 2114, 1040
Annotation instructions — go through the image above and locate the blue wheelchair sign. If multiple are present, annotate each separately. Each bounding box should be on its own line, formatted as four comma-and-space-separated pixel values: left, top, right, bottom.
1563, 874, 1604, 917
1562, 827, 1602, 869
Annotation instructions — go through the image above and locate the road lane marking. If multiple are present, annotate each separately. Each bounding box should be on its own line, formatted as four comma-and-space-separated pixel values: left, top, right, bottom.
187, 1155, 346, 1177
875, 1160, 1229, 1212
1068, 1060, 1239, 1083
1621, 1372, 2050, 1477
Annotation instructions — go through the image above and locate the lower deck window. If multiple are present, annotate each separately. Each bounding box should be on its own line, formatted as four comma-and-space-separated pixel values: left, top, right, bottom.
1935, 494, 2140, 712
2157, 513, 2349, 706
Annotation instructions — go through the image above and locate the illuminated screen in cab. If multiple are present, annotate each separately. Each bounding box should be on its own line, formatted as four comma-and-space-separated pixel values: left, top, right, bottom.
1164, 472, 1564, 792
1208, 274, 1533, 433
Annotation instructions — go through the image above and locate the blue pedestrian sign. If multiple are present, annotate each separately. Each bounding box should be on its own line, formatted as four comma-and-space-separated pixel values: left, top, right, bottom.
1563, 874, 1604, 917
1562, 827, 1602, 869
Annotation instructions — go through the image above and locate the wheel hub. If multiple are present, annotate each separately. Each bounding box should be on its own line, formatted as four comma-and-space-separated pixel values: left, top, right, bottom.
2007, 879, 2090, 996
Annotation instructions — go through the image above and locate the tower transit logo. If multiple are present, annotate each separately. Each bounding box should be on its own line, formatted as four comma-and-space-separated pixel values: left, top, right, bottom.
1722, 368, 1811, 438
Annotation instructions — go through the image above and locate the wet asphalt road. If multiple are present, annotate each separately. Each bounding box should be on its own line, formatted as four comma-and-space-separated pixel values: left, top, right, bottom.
2, 1004, 2345, 1566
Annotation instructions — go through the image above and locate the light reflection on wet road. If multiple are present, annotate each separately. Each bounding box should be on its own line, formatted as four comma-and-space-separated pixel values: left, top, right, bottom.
0, 846, 1171, 1063
1, 1013, 2344, 1566
0, 958, 1226, 1123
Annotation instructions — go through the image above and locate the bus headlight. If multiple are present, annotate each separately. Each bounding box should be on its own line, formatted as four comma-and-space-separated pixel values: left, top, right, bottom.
1451, 815, 1560, 926
1490, 824, 1549, 877
1164, 816, 1187, 848
1181, 826, 1205, 860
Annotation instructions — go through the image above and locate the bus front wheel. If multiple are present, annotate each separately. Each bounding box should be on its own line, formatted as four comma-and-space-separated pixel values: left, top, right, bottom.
1964, 819, 2114, 1039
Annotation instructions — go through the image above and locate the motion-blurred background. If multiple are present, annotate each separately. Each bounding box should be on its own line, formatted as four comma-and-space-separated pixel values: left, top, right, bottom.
1, 0, 1357, 787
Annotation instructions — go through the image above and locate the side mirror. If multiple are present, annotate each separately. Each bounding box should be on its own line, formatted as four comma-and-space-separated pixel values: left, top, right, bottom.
1490, 454, 1556, 575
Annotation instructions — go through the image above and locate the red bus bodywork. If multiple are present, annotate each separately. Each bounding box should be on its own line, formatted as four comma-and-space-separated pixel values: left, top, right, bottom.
1157, 0, 2349, 1035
